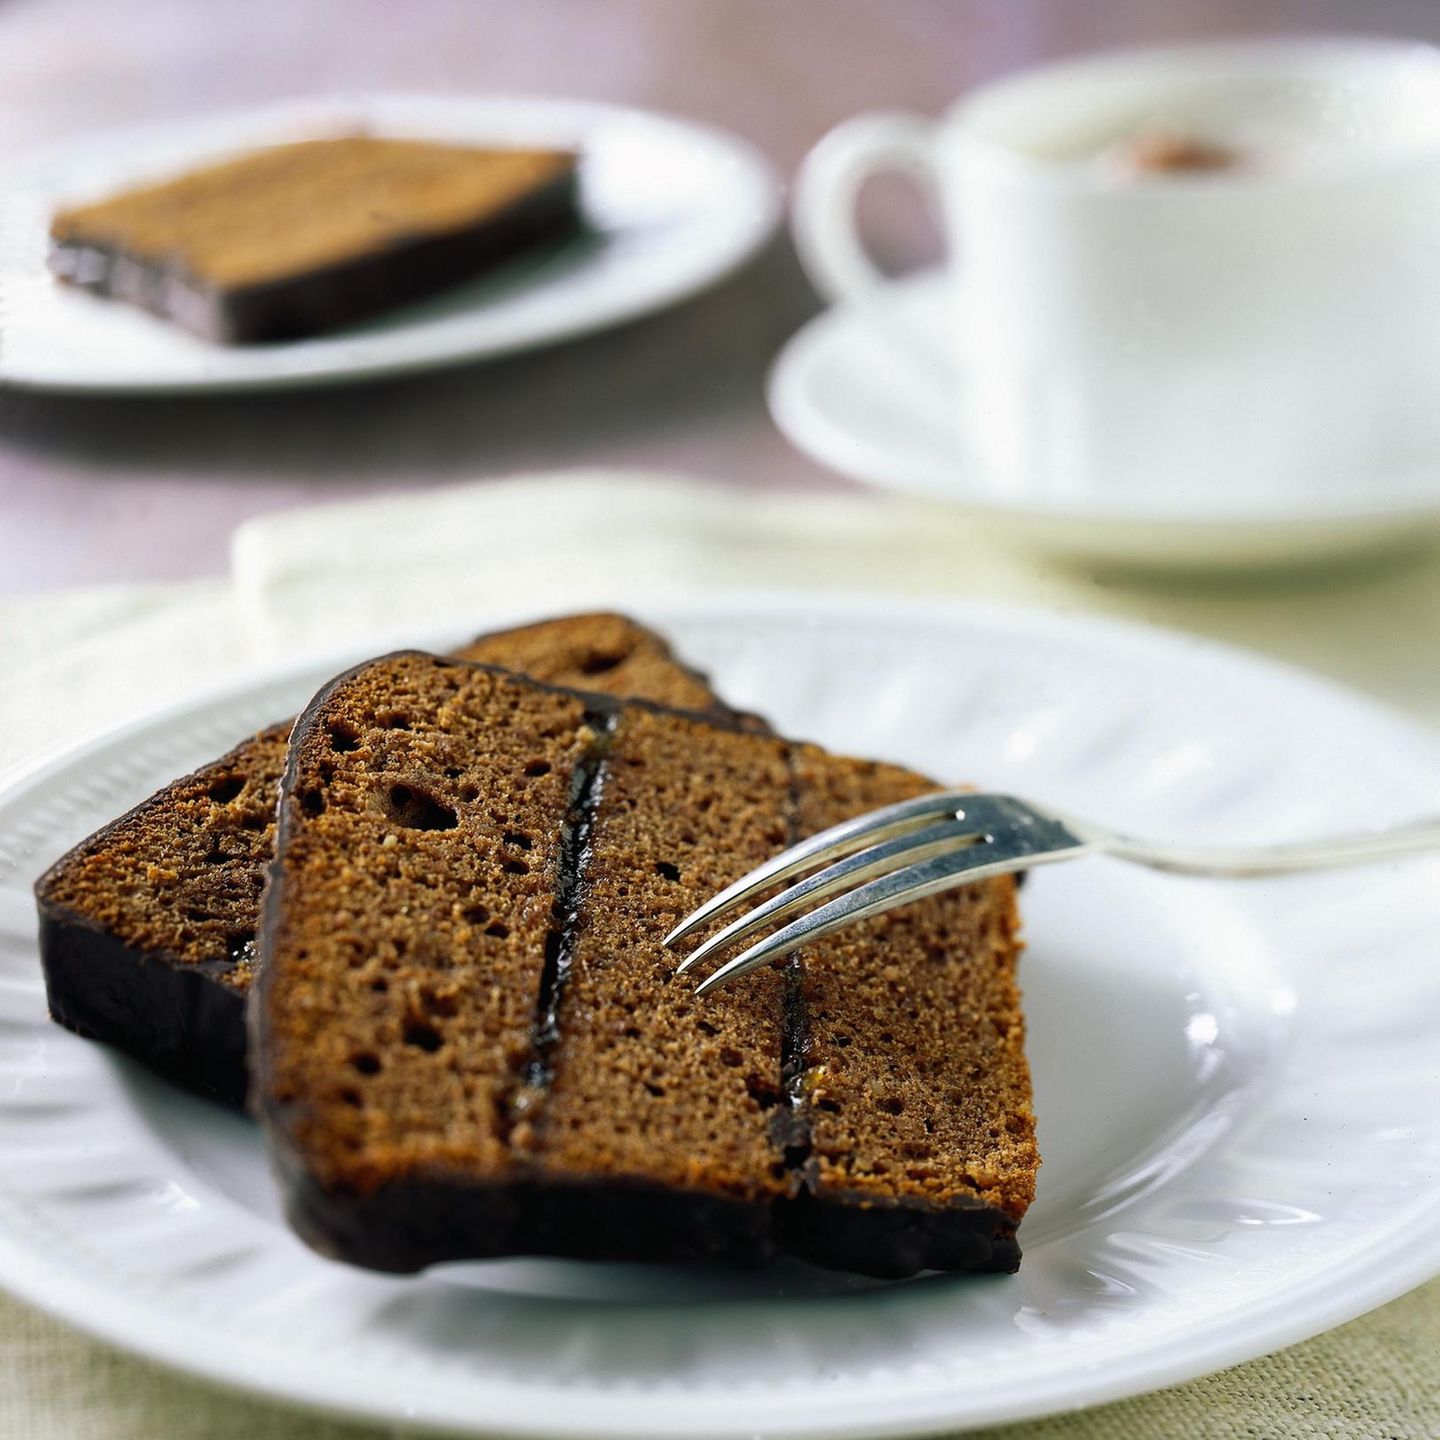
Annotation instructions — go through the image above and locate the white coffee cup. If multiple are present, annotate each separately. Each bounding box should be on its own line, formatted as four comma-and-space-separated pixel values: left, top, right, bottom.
792, 39, 1440, 504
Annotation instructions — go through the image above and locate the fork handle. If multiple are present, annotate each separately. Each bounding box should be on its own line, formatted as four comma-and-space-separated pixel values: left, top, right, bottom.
1097, 815, 1440, 877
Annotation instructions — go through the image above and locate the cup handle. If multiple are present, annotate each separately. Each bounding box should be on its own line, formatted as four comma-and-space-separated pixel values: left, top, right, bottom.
791, 113, 942, 306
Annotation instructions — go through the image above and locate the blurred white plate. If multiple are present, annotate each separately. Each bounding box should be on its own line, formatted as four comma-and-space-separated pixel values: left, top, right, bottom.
1, 595, 1438, 1437
0, 95, 780, 393
768, 274, 1440, 569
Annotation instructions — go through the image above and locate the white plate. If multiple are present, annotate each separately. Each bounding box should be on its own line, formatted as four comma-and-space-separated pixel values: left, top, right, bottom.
1, 595, 1438, 1438
0, 95, 780, 393
767, 274, 1440, 569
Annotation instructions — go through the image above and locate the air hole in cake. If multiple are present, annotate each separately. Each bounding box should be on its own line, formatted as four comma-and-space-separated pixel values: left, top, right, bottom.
523, 759, 551, 778
695, 1020, 718, 1036
642, 1081, 665, 1098
718, 1046, 743, 1068
746, 1078, 781, 1110
501, 858, 529, 875
877, 1095, 905, 1116
403, 1021, 444, 1053
458, 783, 480, 802
185, 907, 212, 923
299, 789, 325, 818
817, 1098, 842, 1113
654, 860, 681, 881
207, 775, 245, 804
203, 842, 230, 865
381, 783, 457, 831
623, 1026, 641, 1039
351, 1052, 381, 1075
502, 831, 534, 850
339, 1087, 363, 1108
369, 977, 389, 993
834, 1033, 852, 1047
241, 813, 266, 831
579, 652, 624, 675
485, 922, 510, 939
462, 903, 490, 925
328, 721, 360, 753
424, 990, 459, 1018
378, 711, 410, 730
443, 766, 461, 779
225, 931, 256, 965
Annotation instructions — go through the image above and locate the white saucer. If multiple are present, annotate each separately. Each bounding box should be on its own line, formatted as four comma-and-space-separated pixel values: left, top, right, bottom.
2, 595, 1439, 1437
0, 95, 781, 393
768, 274, 1440, 568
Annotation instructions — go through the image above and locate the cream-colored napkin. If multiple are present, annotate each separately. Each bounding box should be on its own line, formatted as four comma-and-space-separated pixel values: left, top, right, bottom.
3, 469, 1439, 1439
229, 472, 1440, 732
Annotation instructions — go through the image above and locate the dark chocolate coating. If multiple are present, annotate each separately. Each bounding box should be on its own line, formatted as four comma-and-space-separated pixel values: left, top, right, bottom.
279, 1165, 1016, 1280
255, 654, 1025, 1280
780, 1186, 1019, 1279
38, 904, 249, 1105
281, 1169, 780, 1275
49, 169, 581, 344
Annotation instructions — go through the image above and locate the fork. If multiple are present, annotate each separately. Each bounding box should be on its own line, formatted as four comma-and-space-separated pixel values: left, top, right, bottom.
665, 791, 1440, 995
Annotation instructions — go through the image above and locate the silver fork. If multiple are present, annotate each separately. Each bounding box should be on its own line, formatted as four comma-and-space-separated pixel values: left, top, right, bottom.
665, 791, 1440, 995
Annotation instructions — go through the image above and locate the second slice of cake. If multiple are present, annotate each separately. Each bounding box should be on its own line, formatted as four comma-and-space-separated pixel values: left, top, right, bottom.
254, 653, 1037, 1277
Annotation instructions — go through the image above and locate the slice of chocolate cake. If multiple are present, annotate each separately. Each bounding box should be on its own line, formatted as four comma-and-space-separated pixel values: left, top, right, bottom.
36, 614, 746, 1106
49, 137, 580, 342
256, 653, 1036, 1278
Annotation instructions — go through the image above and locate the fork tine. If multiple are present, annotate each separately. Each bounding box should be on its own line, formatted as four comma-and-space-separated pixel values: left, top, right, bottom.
693, 843, 1060, 996
663, 789, 971, 946
675, 818, 984, 975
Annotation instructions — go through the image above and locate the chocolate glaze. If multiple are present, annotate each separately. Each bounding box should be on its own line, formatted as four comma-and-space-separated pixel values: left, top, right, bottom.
38, 905, 249, 1105
283, 1170, 780, 1275
49, 168, 581, 344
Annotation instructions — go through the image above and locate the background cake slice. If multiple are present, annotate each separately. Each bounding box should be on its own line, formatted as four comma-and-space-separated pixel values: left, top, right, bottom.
49, 136, 581, 342
35, 613, 746, 1105
257, 652, 1036, 1277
